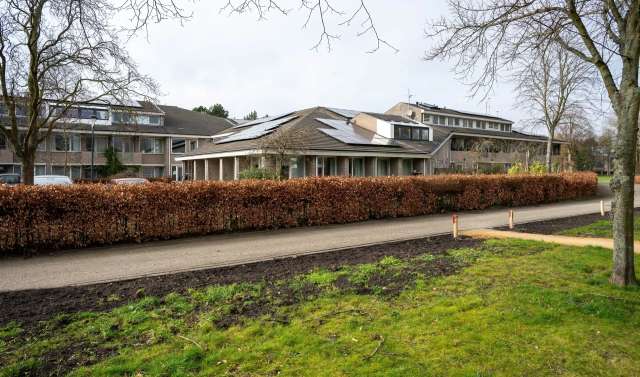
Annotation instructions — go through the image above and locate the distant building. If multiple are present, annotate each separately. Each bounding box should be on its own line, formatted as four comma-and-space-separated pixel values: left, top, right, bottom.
178, 103, 569, 180
0, 100, 233, 180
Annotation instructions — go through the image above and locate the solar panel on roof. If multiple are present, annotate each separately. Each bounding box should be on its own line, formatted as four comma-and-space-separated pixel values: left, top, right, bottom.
315, 118, 399, 147
326, 108, 362, 119
232, 112, 295, 128
216, 115, 298, 143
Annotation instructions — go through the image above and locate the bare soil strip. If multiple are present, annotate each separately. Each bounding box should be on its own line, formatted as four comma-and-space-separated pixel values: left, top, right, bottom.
0, 235, 479, 328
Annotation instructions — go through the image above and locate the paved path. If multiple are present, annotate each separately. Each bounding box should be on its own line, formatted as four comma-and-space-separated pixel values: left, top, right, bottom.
1, 185, 635, 292
463, 229, 640, 253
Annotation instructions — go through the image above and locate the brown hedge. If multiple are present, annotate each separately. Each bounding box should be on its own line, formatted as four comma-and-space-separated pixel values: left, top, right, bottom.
0, 172, 597, 253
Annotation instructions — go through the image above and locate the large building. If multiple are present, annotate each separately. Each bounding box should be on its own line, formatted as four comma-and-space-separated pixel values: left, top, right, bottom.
0, 100, 233, 180
177, 103, 569, 180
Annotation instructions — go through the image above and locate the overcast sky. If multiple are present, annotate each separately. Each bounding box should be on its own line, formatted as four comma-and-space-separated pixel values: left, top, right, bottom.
127, 0, 608, 132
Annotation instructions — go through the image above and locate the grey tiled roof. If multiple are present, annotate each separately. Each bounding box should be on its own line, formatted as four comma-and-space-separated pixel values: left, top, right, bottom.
183, 106, 559, 159
43, 104, 234, 137
410, 102, 513, 123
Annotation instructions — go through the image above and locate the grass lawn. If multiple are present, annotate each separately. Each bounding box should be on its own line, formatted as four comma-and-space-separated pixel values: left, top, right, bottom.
558, 217, 640, 239
598, 175, 612, 184
3, 239, 640, 376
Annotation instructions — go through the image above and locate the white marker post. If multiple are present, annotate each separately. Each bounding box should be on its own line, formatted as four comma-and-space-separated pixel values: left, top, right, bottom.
508, 209, 514, 230
600, 200, 605, 216
452, 214, 459, 239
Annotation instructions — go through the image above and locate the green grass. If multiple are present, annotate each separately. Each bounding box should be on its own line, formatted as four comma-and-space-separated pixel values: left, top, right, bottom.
3, 239, 640, 376
598, 175, 612, 184
558, 217, 640, 239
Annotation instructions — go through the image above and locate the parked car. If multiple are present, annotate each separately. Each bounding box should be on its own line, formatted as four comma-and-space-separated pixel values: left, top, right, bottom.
34, 175, 73, 186
109, 178, 149, 185
0, 173, 21, 186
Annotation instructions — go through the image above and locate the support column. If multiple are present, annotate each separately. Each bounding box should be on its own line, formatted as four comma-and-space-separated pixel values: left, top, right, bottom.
204, 159, 209, 180
233, 157, 240, 180
219, 158, 224, 181
193, 160, 197, 181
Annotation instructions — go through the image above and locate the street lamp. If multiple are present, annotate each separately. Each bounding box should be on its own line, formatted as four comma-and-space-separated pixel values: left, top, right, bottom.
90, 114, 97, 180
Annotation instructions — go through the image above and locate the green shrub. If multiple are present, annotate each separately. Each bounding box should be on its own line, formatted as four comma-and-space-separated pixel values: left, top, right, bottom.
507, 162, 526, 175
239, 167, 279, 180
529, 161, 547, 174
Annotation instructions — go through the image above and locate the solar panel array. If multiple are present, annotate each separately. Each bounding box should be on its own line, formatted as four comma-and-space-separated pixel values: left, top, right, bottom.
326, 108, 362, 119
232, 112, 295, 129
216, 116, 299, 143
315, 118, 399, 147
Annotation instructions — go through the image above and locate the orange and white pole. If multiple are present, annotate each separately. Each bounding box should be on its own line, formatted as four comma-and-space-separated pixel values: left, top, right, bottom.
452, 214, 459, 239
508, 210, 514, 230
600, 200, 605, 216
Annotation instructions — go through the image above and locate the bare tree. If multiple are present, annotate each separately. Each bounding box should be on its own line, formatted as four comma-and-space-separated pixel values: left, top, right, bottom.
257, 125, 313, 179
221, 0, 396, 52
513, 43, 592, 171
0, 0, 184, 184
425, 0, 640, 286
556, 107, 594, 171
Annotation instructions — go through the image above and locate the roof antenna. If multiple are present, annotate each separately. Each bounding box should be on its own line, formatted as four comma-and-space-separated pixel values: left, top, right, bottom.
407, 89, 413, 104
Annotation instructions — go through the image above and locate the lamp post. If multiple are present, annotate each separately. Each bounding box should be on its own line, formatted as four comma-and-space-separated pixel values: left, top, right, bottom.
90, 114, 97, 180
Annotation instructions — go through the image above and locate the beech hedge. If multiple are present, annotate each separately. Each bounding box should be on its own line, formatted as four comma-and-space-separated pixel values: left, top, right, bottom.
0, 172, 597, 252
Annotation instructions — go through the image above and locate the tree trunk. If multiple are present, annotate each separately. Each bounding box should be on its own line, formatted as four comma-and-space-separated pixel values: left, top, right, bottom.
610, 92, 640, 286
22, 152, 35, 185
545, 131, 553, 172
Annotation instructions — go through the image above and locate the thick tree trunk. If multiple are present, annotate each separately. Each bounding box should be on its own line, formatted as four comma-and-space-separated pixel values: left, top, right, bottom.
610, 93, 640, 286
21, 152, 35, 185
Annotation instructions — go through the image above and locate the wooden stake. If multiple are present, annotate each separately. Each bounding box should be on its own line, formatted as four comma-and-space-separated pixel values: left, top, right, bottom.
600, 200, 605, 216
452, 214, 459, 238
508, 210, 514, 229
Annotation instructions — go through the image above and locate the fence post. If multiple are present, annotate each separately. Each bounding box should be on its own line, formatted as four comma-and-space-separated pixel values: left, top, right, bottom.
452, 214, 459, 239
600, 200, 605, 216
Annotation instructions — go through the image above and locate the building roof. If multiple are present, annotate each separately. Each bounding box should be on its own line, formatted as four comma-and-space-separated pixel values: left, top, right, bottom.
363, 112, 419, 124
180, 105, 560, 159
408, 102, 514, 124
158, 105, 236, 136
184, 107, 436, 158
41, 104, 234, 137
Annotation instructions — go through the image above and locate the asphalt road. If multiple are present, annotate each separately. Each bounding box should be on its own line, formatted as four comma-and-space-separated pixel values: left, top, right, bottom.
1, 185, 635, 292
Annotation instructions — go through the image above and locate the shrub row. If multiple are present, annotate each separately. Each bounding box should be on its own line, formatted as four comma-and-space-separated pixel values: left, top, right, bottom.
0, 173, 597, 253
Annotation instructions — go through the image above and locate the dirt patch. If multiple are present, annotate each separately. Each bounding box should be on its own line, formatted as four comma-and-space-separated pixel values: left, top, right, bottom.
0, 235, 479, 329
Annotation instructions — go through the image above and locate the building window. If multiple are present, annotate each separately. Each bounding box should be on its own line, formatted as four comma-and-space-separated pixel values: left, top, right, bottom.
172, 138, 186, 154
448, 117, 454, 126
439, 116, 446, 125
143, 166, 164, 178
172, 165, 184, 181
421, 113, 430, 123
289, 157, 305, 178
35, 164, 46, 176
394, 125, 412, 140
53, 134, 81, 152
454, 118, 460, 126
477, 121, 486, 129
377, 159, 390, 176
350, 158, 365, 177
401, 159, 413, 175
0, 133, 6, 149
411, 128, 421, 141
420, 128, 430, 141
189, 140, 198, 152
142, 137, 165, 154
86, 135, 110, 153
112, 136, 133, 153
148, 115, 161, 125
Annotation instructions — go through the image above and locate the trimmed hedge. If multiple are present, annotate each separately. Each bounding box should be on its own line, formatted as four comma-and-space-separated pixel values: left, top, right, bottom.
0, 173, 597, 252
